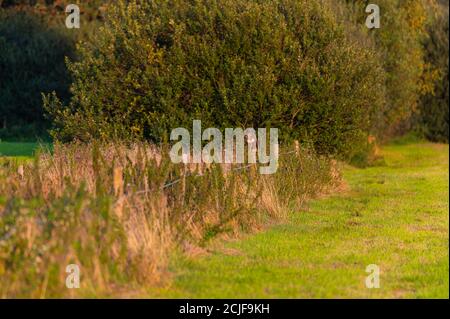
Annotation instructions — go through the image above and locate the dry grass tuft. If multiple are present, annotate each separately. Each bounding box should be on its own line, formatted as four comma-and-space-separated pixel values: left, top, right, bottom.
0, 141, 338, 297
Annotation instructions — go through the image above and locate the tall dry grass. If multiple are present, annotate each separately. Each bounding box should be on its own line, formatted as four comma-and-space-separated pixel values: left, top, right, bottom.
0, 141, 338, 297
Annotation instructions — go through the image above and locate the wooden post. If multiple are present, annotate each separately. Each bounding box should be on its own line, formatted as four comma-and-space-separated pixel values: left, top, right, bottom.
294, 140, 300, 156
18, 165, 24, 180
113, 166, 123, 196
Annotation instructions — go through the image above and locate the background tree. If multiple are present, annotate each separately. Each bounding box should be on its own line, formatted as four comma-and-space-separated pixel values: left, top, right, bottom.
415, 0, 449, 142
0, 10, 74, 138
0, 0, 108, 140
338, 0, 430, 138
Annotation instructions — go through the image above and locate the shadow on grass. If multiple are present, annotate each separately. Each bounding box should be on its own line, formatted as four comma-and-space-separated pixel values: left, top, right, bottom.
0, 141, 52, 158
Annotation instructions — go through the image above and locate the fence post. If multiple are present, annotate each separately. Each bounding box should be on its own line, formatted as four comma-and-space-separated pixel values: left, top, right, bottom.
113, 166, 123, 196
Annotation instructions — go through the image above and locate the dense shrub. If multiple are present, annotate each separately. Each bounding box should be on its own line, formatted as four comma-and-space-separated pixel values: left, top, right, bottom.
416, 2, 449, 142
338, 0, 429, 137
45, 0, 386, 158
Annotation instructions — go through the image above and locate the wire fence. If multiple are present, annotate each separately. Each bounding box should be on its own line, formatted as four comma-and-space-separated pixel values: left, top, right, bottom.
156, 149, 298, 191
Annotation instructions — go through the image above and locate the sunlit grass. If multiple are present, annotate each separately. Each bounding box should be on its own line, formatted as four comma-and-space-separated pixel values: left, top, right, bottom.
150, 141, 449, 298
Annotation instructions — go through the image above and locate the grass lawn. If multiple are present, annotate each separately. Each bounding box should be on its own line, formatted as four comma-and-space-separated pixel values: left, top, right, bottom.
150, 141, 449, 298
0, 141, 50, 161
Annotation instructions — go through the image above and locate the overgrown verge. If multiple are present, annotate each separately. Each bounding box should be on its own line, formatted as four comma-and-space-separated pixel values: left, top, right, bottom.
0, 142, 337, 297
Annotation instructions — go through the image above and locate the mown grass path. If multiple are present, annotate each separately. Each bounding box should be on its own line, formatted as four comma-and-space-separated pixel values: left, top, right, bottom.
152, 142, 449, 298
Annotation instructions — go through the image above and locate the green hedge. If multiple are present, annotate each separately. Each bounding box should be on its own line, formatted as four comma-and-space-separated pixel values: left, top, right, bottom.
338, 0, 430, 137
45, 0, 386, 157
416, 4, 449, 143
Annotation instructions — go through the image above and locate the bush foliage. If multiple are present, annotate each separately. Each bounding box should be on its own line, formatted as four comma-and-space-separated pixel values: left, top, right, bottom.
339, 0, 434, 137
416, 2, 449, 142
45, 0, 386, 158
1, 0, 447, 147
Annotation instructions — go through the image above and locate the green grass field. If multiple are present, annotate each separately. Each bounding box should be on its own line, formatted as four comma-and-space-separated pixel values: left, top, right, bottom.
0, 142, 37, 157
0, 141, 51, 164
0, 141, 45, 157
150, 141, 449, 298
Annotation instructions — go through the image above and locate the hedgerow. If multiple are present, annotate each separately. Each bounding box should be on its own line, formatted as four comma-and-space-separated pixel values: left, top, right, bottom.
338, 0, 432, 137
45, 0, 386, 158
416, 1, 449, 142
